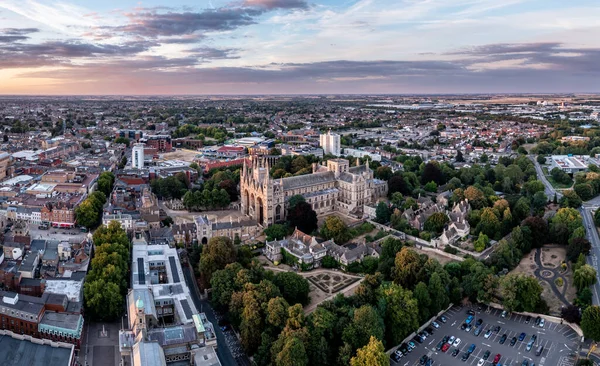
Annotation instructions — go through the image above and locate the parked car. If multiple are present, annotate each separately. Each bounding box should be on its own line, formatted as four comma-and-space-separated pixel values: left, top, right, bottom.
539, 319, 545, 328
501, 310, 508, 318
484, 329, 493, 339
493, 354, 502, 365
432, 321, 440, 329
462, 352, 471, 361
519, 332, 526, 341
436, 341, 445, 351
468, 344, 476, 354
499, 334, 507, 344
466, 315, 474, 324
465, 324, 473, 332
442, 343, 451, 352
493, 326, 501, 333
522, 360, 529, 366
390, 353, 401, 362
483, 350, 490, 360
467, 309, 476, 315
535, 316, 541, 325
510, 337, 517, 346
448, 336, 456, 345
453, 338, 462, 347
476, 318, 483, 326
452, 348, 460, 357
408, 341, 416, 350
461, 323, 468, 330
419, 355, 429, 365
474, 325, 483, 336
426, 327, 434, 334
414, 335, 424, 344
526, 341, 534, 351
439, 315, 448, 323
525, 315, 531, 324
478, 359, 485, 366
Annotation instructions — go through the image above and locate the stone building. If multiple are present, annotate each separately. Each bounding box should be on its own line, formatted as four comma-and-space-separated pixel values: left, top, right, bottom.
240, 157, 387, 227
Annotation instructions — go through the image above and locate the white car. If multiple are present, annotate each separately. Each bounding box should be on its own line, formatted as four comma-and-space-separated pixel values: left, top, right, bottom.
477, 359, 485, 366
432, 321, 440, 329
484, 329, 493, 339
448, 336, 456, 345
539, 318, 545, 328
453, 338, 461, 347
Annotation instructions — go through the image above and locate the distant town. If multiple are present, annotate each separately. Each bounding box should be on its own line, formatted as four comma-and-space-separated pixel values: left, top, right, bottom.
0, 94, 599, 366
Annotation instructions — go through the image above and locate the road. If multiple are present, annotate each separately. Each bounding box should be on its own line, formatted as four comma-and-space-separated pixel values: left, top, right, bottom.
529, 155, 563, 200
182, 263, 239, 366
579, 208, 600, 306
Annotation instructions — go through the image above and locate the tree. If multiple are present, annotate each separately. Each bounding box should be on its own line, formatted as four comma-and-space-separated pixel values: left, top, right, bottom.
428, 272, 449, 314
560, 190, 582, 209
423, 212, 449, 234
393, 247, 422, 289
265, 224, 288, 241
551, 208, 583, 245
532, 191, 548, 210
477, 207, 500, 238
413, 282, 431, 323
421, 162, 443, 185
594, 208, 600, 227
320, 215, 351, 244
343, 305, 385, 351
574, 183, 594, 201
567, 238, 592, 262
388, 175, 409, 196
500, 274, 543, 312
267, 297, 290, 329
374, 166, 393, 181
464, 186, 486, 209
455, 150, 465, 163
561, 304, 582, 324
288, 195, 306, 210
83, 279, 123, 321
273, 272, 310, 306
287, 202, 318, 234
581, 306, 600, 341
210, 265, 239, 309
378, 283, 419, 345
424, 181, 437, 192
75, 199, 100, 229
522, 216, 549, 246
275, 337, 308, 366
374, 202, 391, 224
199, 236, 237, 287
114, 136, 130, 147
537, 155, 546, 164
473, 232, 489, 252
574, 265, 597, 291
350, 336, 389, 366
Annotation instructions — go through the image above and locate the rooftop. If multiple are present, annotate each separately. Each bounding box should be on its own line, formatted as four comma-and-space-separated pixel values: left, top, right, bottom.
0, 332, 74, 366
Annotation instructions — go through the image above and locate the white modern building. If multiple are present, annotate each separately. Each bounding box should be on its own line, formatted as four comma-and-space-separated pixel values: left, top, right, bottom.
132, 143, 145, 169
549, 155, 589, 174
320, 130, 341, 156
344, 148, 382, 162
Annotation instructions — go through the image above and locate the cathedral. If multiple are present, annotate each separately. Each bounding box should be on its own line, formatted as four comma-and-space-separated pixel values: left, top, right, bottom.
240, 157, 388, 227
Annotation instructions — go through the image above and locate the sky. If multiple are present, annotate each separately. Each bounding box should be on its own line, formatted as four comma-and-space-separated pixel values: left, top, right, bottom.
0, 0, 599, 95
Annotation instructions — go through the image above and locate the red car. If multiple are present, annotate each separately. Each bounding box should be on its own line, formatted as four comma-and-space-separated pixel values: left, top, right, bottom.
493, 354, 501, 365
441, 343, 450, 352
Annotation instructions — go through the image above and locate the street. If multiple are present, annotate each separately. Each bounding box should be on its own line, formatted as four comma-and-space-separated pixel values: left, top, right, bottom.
529, 155, 563, 200
182, 263, 241, 366
579, 208, 600, 306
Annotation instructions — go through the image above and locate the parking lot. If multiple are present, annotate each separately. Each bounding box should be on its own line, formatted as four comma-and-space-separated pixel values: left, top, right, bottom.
392, 305, 580, 366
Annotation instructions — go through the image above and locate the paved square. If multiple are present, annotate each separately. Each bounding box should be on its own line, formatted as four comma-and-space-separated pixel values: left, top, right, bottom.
392, 305, 580, 366
93, 345, 115, 366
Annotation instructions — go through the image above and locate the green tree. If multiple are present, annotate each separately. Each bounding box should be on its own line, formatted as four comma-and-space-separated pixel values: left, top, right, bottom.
275, 337, 308, 366
374, 202, 391, 224
287, 202, 318, 234
75, 199, 100, 229
350, 336, 389, 366
273, 272, 310, 306
500, 274, 543, 312
413, 282, 431, 323
574, 265, 598, 291
267, 297, 290, 330
265, 224, 288, 241
343, 305, 385, 351
473, 232, 489, 252
423, 212, 449, 234
428, 272, 449, 314
114, 136, 130, 146
393, 247, 422, 289
199, 236, 237, 287
378, 283, 419, 345
320, 216, 351, 244
83, 279, 123, 321
288, 195, 306, 209
477, 207, 500, 238
567, 238, 592, 262
581, 306, 600, 341
560, 190, 582, 209
464, 186, 486, 209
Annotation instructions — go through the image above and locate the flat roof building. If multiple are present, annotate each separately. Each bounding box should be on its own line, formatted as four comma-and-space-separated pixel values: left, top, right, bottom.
0, 330, 75, 366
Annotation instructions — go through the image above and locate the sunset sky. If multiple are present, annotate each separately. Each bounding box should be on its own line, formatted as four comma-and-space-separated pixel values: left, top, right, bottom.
0, 0, 599, 94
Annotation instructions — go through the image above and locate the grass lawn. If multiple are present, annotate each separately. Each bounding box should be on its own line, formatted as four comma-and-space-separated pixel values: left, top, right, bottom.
546, 175, 573, 189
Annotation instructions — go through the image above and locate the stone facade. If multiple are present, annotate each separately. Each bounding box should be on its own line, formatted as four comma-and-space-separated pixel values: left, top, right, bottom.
240, 157, 387, 227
